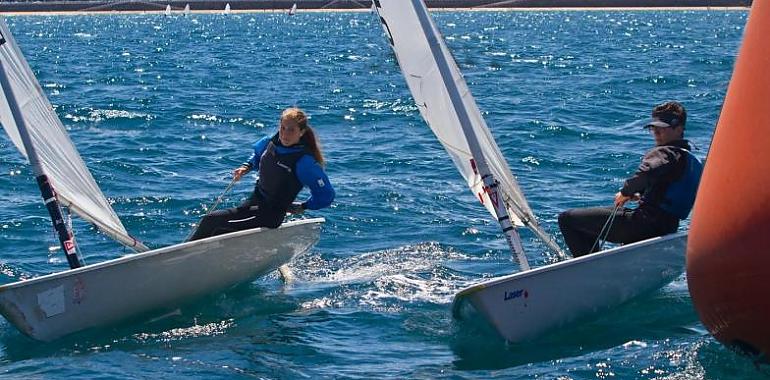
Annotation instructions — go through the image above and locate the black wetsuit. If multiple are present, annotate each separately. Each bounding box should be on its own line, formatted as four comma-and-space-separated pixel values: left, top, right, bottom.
558, 139, 701, 257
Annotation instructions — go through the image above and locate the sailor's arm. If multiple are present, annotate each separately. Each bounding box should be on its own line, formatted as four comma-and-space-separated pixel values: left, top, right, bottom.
620, 146, 678, 196
294, 155, 335, 211
233, 136, 272, 181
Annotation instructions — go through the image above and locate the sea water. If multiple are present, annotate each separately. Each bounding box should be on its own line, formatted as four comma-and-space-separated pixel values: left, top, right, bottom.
0, 9, 760, 379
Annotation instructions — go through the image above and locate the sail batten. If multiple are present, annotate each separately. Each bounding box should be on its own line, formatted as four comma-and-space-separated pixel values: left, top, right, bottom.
0, 19, 147, 252
375, 1, 565, 261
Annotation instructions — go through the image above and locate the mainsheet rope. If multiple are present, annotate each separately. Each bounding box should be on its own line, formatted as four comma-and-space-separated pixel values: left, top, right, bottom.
590, 204, 621, 254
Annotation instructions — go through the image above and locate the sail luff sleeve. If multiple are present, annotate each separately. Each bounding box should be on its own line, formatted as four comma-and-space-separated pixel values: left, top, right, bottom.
0, 19, 142, 251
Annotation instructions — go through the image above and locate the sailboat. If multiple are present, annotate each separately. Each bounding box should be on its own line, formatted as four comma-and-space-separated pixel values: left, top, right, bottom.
183, 3, 190, 16
374, 0, 687, 343
224, 3, 231, 14
288, 3, 297, 16
0, 20, 324, 341
164, 4, 171, 16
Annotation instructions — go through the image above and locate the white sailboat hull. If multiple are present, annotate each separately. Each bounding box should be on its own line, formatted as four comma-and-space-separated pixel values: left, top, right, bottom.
0, 218, 324, 341
452, 232, 686, 343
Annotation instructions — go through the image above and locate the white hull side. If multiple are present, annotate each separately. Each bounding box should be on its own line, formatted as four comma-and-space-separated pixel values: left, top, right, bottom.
452, 232, 686, 343
0, 218, 323, 341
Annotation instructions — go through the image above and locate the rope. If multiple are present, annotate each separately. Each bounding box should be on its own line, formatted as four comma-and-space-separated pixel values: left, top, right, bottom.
589, 204, 621, 254
203, 177, 238, 217
185, 176, 238, 241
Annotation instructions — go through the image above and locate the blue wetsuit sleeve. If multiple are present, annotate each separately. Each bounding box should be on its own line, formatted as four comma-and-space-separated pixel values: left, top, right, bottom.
245, 136, 272, 169
295, 155, 335, 210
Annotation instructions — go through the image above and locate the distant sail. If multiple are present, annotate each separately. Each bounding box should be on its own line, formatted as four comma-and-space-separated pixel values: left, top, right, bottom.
374, 1, 562, 257
289, 3, 297, 15
0, 20, 146, 251
164, 4, 171, 16
183, 3, 190, 15
224, 3, 231, 14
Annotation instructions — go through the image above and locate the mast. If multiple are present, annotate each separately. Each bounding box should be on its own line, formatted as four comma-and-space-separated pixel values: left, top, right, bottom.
409, 0, 530, 270
0, 33, 84, 269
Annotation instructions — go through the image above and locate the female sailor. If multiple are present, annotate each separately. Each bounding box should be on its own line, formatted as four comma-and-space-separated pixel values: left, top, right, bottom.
190, 107, 334, 241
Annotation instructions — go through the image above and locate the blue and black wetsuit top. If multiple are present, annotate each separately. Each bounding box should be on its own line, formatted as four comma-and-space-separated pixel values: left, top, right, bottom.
659, 148, 702, 219
620, 139, 703, 220
244, 133, 334, 213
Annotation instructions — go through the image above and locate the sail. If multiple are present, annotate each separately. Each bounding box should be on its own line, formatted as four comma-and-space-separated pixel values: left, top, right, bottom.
374, 1, 563, 256
0, 19, 146, 252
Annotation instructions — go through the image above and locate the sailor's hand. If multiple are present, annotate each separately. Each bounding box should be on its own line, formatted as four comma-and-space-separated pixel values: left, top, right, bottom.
233, 166, 249, 182
614, 192, 634, 208
287, 202, 305, 215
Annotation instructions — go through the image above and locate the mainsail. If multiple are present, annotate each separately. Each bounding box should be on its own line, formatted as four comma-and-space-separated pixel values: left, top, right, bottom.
374, 1, 565, 263
0, 19, 147, 252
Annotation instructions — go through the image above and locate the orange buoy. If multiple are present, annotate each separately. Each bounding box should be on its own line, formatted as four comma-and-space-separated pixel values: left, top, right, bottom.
687, 2, 770, 359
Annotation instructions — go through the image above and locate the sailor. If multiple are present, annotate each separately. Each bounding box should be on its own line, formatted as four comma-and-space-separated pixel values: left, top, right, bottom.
189, 107, 334, 241
558, 101, 703, 257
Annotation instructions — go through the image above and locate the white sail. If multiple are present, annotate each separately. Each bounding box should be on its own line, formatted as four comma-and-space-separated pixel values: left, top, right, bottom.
289, 3, 297, 15
164, 4, 171, 16
183, 4, 190, 15
374, 1, 563, 257
0, 20, 146, 252
224, 3, 231, 14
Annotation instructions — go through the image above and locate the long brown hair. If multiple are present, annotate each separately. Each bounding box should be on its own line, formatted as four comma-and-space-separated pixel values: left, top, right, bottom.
281, 107, 325, 167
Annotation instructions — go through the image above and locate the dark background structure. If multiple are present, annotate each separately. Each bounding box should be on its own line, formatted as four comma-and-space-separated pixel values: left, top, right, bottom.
0, 0, 753, 14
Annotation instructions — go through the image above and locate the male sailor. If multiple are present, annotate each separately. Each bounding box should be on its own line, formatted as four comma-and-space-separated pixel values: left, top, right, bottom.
558, 101, 703, 257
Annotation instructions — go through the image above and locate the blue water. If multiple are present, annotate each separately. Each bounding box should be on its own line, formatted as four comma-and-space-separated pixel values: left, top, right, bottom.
0, 9, 761, 379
